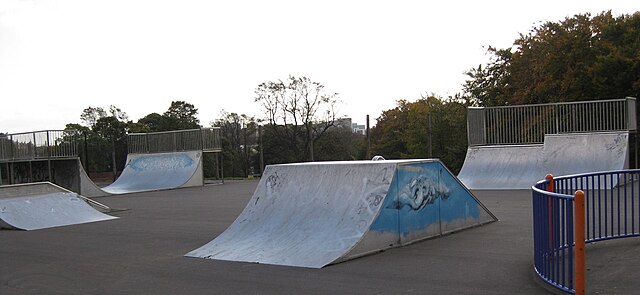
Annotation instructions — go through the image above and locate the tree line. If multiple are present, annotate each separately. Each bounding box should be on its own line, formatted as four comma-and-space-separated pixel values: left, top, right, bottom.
53, 11, 638, 177
372, 11, 639, 173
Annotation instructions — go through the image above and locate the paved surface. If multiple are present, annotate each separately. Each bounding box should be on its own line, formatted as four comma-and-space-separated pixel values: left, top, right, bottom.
1, 181, 638, 294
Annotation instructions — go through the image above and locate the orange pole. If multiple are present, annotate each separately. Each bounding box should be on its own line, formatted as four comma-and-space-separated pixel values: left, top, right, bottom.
545, 174, 555, 192
574, 190, 586, 295
546, 174, 554, 251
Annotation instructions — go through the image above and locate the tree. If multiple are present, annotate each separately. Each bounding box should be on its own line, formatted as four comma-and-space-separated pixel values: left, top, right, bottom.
163, 101, 200, 130
80, 107, 107, 127
370, 95, 469, 173
69, 106, 130, 178
254, 75, 339, 161
464, 11, 640, 106
211, 111, 258, 178
133, 113, 164, 132
314, 127, 365, 161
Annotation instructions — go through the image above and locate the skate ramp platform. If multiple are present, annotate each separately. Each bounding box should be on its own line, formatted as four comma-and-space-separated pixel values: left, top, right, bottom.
186, 159, 497, 268
458, 131, 629, 189
0, 182, 117, 230
100, 151, 203, 195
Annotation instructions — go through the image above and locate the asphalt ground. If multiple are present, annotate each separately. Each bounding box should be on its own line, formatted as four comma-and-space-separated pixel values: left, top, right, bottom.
2, 181, 639, 294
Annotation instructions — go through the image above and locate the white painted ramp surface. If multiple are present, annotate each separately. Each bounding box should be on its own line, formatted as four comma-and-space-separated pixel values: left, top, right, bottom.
102, 151, 203, 194
458, 131, 629, 189
543, 132, 628, 177
457, 145, 544, 190
0, 192, 117, 230
187, 161, 397, 268
186, 160, 496, 268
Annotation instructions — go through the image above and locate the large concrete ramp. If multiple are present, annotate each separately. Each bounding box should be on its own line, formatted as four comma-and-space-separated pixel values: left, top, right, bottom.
458, 131, 629, 189
100, 151, 203, 195
186, 159, 496, 268
0, 182, 117, 230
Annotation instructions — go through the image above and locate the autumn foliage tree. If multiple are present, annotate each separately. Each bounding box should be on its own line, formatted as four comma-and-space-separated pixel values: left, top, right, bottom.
371, 95, 469, 173
464, 11, 640, 106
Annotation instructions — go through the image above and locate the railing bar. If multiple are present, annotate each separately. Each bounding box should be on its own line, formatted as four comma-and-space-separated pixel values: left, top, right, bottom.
624, 172, 628, 235
552, 198, 560, 281
610, 173, 614, 237
604, 174, 609, 238
580, 103, 584, 132
633, 172, 636, 235
617, 173, 621, 236
586, 176, 591, 240
599, 175, 603, 239
568, 198, 575, 290
561, 200, 568, 286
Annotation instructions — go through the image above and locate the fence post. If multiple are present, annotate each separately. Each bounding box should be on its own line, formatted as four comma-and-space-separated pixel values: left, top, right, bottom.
546, 174, 554, 251
574, 190, 586, 295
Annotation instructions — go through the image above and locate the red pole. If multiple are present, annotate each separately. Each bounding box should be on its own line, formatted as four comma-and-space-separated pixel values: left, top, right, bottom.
574, 190, 586, 295
546, 174, 554, 251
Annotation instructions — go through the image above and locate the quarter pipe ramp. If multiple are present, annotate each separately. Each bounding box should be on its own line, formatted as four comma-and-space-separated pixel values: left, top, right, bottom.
186, 159, 496, 268
458, 131, 629, 189
79, 151, 204, 196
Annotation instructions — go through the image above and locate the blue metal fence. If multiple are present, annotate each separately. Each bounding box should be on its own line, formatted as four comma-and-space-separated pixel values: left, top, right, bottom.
532, 169, 640, 294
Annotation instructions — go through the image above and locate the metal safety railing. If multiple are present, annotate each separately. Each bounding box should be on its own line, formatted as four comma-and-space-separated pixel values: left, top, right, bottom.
532, 170, 640, 294
469, 98, 637, 146
0, 130, 79, 162
127, 128, 221, 154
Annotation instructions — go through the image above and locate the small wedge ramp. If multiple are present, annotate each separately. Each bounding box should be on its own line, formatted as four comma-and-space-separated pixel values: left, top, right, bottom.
458, 131, 629, 189
77, 151, 204, 196
0, 182, 117, 230
186, 159, 496, 268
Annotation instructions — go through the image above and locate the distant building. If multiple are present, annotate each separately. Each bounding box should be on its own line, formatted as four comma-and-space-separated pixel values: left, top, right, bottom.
351, 123, 366, 135
334, 118, 352, 129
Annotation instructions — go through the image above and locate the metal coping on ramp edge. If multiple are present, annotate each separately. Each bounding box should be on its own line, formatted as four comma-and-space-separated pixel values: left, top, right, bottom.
127, 128, 221, 154
0, 182, 117, 231
186, 159, 497, 268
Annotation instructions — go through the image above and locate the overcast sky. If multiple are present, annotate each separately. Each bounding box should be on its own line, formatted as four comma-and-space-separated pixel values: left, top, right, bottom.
1, 0, 638, 134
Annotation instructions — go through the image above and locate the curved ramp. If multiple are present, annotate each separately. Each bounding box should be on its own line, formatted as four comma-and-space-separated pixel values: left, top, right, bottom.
78, 160, 111, 197
100, 151, 203, 195
458, 131, 629, 189
0, 183, 117, 230
186, 159, 496, 268
543, 132, 628, 177
457, 145, 544, 190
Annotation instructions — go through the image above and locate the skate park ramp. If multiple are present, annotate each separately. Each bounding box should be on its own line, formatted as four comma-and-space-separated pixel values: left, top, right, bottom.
543, 132, 628, 177
99, 151, 203, 195
458, 131, 629, 189
0, 182, 117, 230
457, 145, 544, 190
186, 159, 497, 268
